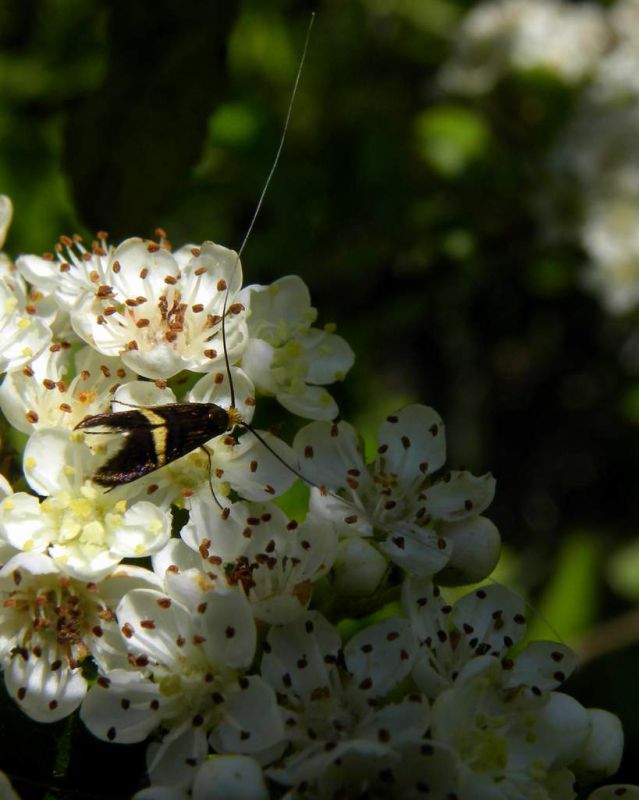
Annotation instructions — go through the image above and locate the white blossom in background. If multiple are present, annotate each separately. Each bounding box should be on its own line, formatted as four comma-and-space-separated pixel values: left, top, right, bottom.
0, 428, 170, 580
294, 404, 499, 582
548, 89, 639, 313
177, 500, 337, 624
0, 344, 136, 434
0, 551, 160, 723
439, 0, 608, 95
81, 572, 284, 788
590, 0, 639, 103
441, 0, 639, 314
240, 275, 354, 420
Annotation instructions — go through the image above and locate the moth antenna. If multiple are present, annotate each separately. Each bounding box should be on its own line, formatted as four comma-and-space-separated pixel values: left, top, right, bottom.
241, 421, 324, 492
222, 12, 316, 411
486, 576, 568, 647
111, 399, 145, 409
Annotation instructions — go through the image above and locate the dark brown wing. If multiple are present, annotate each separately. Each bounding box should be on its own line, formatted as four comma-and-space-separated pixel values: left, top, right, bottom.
92, 427, 160, 486
75, 409, 155, 432
149, 404, 230, 463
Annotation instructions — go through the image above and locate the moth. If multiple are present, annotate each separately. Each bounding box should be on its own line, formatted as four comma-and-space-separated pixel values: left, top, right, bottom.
74, 16, 315, 495
74, 402, 243, 488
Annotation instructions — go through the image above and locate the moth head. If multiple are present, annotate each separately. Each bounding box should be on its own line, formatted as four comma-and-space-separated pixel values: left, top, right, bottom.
227, 406, 244, 428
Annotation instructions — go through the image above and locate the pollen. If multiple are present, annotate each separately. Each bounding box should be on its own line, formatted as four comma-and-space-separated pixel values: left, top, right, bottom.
82, 520, 106, 544
114, 500, 128, 514
2, 498, 15, 511
70, 497, 94, 520
24, 457, 36, 470
63, 465, 75, 477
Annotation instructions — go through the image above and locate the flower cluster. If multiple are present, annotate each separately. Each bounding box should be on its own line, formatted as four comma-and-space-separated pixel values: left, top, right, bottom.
0, 199, 634, 799
440, 0, 639, 315
439, 0, 608, 95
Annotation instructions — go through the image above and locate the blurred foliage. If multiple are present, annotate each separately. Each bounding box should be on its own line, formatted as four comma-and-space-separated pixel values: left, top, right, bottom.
2, 0, 639, 793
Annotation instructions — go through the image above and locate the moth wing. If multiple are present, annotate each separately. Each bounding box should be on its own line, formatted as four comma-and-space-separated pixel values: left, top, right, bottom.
151, 404, 230, 463
92, 427, 160, 486
75, 410, 152, 432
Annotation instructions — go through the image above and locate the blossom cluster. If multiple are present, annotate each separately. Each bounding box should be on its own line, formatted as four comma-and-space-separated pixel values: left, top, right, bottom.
440, 0, 639, 315
0, 196, 635, 799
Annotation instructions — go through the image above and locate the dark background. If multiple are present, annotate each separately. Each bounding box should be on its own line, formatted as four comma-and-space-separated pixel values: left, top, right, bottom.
0, 0, 637, 795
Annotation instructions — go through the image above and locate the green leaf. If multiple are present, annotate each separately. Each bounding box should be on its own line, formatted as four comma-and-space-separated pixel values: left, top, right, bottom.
414, 104, 490, 177
527, 531, 602, 643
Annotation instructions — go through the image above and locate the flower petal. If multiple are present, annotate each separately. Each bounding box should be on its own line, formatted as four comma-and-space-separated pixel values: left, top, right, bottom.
211, 676, 285, 754
376, 405, 446, 485
5, 640, 86, 722
345, 618, 417, 697
81, 668, 167, 743
294, 420, 367, 491
277, 384, 339, 421
192, 755, 269, 800
425, 470, 495, 521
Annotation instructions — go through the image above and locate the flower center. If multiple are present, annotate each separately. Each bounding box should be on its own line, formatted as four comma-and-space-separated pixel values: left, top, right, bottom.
41, 483, 126, 550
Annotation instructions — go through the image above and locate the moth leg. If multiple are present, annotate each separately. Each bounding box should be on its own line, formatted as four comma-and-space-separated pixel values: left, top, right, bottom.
200, 445, 223, 510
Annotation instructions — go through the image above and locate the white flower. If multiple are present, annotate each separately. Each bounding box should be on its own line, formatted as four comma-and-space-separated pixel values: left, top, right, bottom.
18, 232, 116, 310
0, 771, 20, 800
0, 428, 170, 579
178, 500, 337, 624
21, 236, 249, 380
0, 195, 12, 251
191, 756, 268, 800
81, 574, 284, 788
0, 218, 52, 372
588, 787, 639, 800
262, 611, 436, 796
294, 405, 499, 579
581, 194, 639, 314
133, 755, 269, 800
440, 0, 608, 95
240, 275, 354, 420
573, 709, 624, 782
80, 239, 248, 380
0, 344, 136, 434
0, 551, 160, 723
404, 579, 542, 698
429, 636, 594, 798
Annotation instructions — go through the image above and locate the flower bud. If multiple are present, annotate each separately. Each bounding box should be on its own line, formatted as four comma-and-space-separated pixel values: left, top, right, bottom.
436, 515, 501, 586
332, 538, 387, 596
